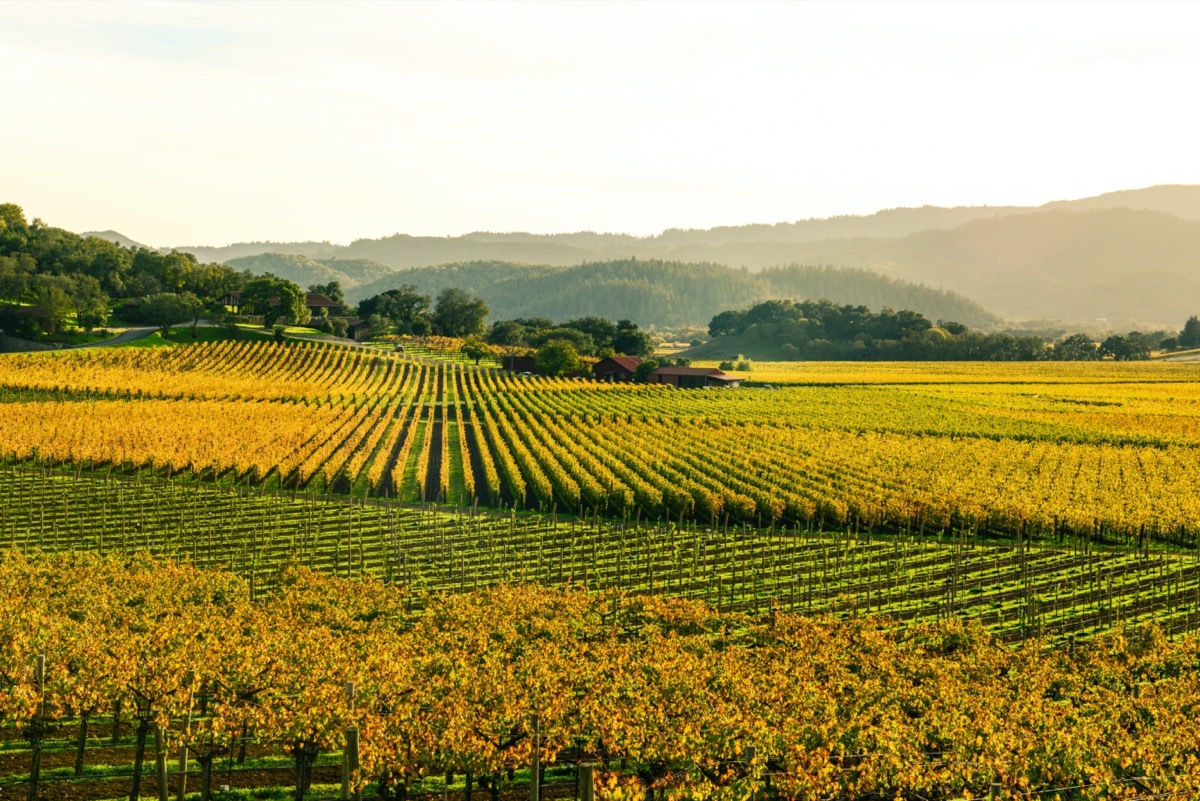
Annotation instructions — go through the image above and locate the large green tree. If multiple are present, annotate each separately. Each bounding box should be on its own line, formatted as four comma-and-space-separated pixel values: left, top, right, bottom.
1100, 333, 1150, 361
563, 316, 617, 345
357, 285, 431, 334
459, 336, 495, 365
240, 275, 308, 329
308, 281, 345, 307
486, 320, 527, 346
0, 253, 35, 302
1051, 333, 1097, 361
1180, 316, 1200, 349
634, 359, 659, 383
0, 203, 31, 255
535, 339, 583, 377
141, 292, 202, 336
79, 237, 132, 294
708, 309, 747, 338
612, 319, 655, 357
29, 274, 75, 334
71, 275, 110, 333
528, 325, 594, 355
433, 288, 488, 337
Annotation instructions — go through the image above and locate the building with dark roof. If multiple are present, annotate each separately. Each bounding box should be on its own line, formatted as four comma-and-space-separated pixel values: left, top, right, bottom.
591, 355, 643, 382
502, 355, 539, 374
344, 319, 372, 342
304, 293, 341, 312
222, 291, 341, 314
647, 366, 740, 389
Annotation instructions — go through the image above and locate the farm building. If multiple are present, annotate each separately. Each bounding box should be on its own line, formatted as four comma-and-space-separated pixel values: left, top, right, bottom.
222, 291, 342, 315
647, 367, 740, 389
344, 319, 372, 342
502, 355, 539, 374
591, 355, 643, 382
304, 293, 341, 313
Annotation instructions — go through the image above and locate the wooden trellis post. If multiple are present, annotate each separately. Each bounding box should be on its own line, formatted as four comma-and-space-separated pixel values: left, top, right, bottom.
578, 762, 595, 801
342, 681, 356, 801
27, 655, 46, 801
530, 714, 540, 801
178, 670, 196, 801
155, 724, 169, 801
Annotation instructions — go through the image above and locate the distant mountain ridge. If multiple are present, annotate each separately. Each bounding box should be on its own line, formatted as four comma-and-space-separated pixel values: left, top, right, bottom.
162, 185, 1200, 268
773, 208, 1200, 325
1043, 184, 1200, 219
92, 184, 1200, 327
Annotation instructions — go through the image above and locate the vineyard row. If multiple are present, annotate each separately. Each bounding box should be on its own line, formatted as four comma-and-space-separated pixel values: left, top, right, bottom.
4, 463, 1200, 643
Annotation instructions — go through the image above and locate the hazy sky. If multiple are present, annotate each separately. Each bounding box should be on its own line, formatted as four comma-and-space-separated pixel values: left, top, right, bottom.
2, 0, 1198, 246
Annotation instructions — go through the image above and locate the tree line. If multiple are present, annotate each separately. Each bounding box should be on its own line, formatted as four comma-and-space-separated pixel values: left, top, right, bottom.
0, 204, 266, 338
707, 298, 1190, 361
0, 203, 442, 341
355, 285, 490, 338
486, 316, 656, 377
356, 286, 655, 374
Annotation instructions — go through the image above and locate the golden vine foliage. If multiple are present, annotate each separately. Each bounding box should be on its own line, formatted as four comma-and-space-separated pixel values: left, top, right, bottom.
5, 343, 1200, 535
6, 552, 1200, 800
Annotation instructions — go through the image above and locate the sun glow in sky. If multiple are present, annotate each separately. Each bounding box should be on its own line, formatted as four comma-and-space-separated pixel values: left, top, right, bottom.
2, 0, 1198, 246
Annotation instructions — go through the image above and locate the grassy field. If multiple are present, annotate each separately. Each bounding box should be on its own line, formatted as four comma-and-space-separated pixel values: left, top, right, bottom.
115, 325, 278, 348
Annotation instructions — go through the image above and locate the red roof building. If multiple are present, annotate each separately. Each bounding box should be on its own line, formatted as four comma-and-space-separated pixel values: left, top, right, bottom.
591, 356, 643, 382
647, 367, 741, 389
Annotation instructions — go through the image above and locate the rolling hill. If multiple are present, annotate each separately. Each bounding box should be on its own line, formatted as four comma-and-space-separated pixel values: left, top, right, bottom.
346, 260, 1001, 330
770, 208, 1200, 326
109, 184, 1200, 327
81, 230, 153, 250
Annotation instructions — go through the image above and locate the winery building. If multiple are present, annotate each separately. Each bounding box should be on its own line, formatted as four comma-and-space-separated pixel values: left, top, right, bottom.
647, 367, 741, 389
591, 356, 643, 382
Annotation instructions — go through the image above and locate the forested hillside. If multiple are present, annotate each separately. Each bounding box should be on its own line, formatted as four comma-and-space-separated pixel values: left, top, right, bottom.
1, 205, 996, 331
161, 185, 1200, 327
0, 204, 250, 337
224, 252, 393, 290
39, 185, 1200, 328
348, 259, 1000, 329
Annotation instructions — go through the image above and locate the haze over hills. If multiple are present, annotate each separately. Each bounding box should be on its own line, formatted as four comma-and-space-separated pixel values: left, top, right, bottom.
81, 230, 152, 250
344, 260, 1001, 331
1043, 184, 1200, 219
774, 208, 1200, 325
223, 253, 394, 291
89, 185, 1200, 328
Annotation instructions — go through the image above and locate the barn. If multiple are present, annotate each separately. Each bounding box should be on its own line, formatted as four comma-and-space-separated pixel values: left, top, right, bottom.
591, 355, 643, 382
344, 319, 372, 342
647, 367, 741, 389
502, 355, 539, 374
